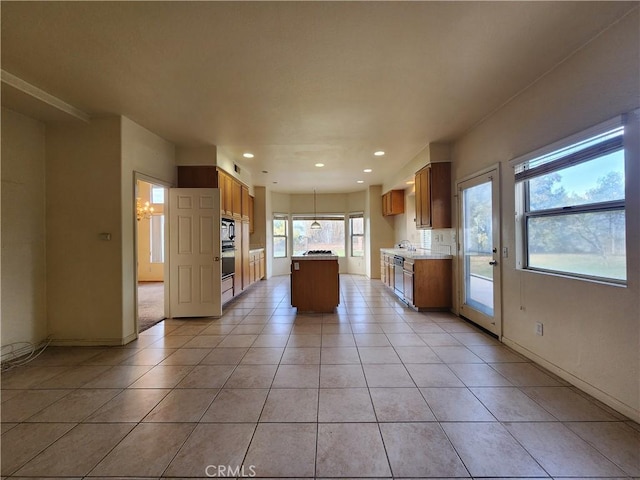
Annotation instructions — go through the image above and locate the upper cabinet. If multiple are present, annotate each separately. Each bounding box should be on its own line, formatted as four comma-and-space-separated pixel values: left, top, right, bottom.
415, 162, 451, 229
241, 186, 250, 221
248, 194, 255, 233
382, 190, 405, 216
177, 165, 249, 219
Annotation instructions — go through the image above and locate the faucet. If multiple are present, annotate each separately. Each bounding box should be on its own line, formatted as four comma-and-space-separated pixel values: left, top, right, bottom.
398, 239, 414, 251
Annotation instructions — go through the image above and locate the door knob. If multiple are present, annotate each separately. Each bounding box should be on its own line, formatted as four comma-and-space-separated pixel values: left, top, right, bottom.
489, 260, 497, 266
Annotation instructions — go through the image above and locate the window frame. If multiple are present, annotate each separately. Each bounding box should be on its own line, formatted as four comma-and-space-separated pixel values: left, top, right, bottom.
512, 116, 627, 285
291, 214, 346, 257
349, 213, 364, 257
272, 214, 288, 258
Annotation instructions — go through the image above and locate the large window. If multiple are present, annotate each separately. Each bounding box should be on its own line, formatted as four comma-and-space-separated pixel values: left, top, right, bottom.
273, 214, 288, 258
150, 214, 165, 263
514, 120, 626, 283
350, 213, 364, 257
292, 215, 345, 256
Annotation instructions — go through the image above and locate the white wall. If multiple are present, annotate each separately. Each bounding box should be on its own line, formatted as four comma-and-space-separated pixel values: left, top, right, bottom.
46, 117, 124, 344
1, 108, 47, 347
367, 185, 396, 279
268, 190, 367, 276
121, 117, 176, 340
451, 10, 640, 420
44, 115, 176, 345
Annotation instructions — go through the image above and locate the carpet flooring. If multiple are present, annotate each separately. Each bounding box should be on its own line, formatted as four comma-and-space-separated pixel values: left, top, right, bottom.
137, 282, 165, 332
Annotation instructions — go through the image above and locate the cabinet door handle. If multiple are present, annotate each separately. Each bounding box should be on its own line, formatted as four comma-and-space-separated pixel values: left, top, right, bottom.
489, 260, 497, 266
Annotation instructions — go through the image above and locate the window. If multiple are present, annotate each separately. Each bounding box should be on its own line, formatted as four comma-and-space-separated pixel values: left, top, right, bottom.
350, 213, 364, 257
150, 214, 165, 263
273, 214, 288, 258
514, 119, 626, 283
292, 215, 346, 256
151, 186, 165, 204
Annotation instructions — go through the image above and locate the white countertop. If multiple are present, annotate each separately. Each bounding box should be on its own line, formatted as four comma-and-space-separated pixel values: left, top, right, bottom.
380, 247, 452, 260
249, 247, 265, 253
291, 254, 339, 261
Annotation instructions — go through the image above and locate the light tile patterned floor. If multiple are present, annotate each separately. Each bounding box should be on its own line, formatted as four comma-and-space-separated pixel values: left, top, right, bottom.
1, 274, 639, 479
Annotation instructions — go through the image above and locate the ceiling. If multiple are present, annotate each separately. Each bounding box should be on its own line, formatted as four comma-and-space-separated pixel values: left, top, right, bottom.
1, 1, 636, 193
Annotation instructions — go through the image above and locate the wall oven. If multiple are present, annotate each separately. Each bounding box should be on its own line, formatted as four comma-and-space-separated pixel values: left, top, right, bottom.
221, 218, 235, 279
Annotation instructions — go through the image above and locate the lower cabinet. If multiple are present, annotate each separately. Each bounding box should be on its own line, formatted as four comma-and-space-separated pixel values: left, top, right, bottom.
249, 249, 266, 284
222, 246, 265, 304
403, 262, 414, 305
381, 252, 452, 310
410, 259, 452, 310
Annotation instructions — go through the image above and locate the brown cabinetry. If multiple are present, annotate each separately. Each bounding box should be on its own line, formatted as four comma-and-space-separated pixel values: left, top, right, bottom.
248, 195, 255, 233
241, 221, 250, 290
177, 166, 264, 302
241, 186, 250, 220
231, 181, 242, 218
380, 253, 394, 289
382, 190, 405, 216
291, 258, 339, 313
178, 166, 249, 219
415, 162, 451, 229
403, 261, 414, 305
381, 250, 452, 310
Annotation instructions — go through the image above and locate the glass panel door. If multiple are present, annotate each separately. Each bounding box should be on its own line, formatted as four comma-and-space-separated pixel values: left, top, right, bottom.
458, 170, 501, 336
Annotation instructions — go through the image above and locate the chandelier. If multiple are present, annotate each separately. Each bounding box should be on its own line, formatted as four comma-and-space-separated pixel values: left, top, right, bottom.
136, 198, 154, 221
311, 189, 321, 229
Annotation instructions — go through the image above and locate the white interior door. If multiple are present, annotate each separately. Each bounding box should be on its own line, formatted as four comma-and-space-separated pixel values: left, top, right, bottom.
169, 188, 222, 318
458, 169, 501, 336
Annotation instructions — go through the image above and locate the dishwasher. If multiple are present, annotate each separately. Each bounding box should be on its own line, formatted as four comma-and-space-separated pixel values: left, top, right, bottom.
393, 255, 404, 298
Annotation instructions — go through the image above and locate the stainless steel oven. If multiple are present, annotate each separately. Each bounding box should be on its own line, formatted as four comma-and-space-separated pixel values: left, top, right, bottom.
394, 255, 404, 298
221, 219, 235, 279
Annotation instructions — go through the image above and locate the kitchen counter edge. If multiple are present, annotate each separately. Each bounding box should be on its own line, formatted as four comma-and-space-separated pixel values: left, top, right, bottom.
380, 248, 453, 260
291, 255, 339, 261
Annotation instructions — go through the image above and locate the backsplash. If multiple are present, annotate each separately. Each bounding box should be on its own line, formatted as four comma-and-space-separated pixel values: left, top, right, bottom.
420, 228, 455, 255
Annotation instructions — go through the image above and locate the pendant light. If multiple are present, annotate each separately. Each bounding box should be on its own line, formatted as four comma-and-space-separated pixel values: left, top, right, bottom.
310, 189, 322, 229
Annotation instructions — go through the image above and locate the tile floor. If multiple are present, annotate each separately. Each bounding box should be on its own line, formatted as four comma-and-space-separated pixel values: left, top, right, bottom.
1, 274, 639, 479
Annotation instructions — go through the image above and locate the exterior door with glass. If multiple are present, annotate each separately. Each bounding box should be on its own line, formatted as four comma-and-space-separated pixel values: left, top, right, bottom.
458, 169, 501, 336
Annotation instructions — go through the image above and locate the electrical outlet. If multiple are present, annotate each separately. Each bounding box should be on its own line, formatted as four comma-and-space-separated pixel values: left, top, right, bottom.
535, 322, 543, 336
502, 247, 508, 258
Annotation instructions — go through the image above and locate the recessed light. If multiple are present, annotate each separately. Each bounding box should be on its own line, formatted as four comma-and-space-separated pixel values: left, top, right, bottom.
243, 152, 254, 158
273, 181, 278, 184
357, 180, 364, 184
315, 163, 325, 167
363, 168, 372, 173
374, 151, 385, 156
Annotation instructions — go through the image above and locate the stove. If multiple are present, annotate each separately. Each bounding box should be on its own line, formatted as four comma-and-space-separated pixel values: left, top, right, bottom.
304, 250, 333, 255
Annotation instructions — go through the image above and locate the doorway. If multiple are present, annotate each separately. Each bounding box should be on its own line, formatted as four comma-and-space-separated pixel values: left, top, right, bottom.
136, 179, 167, 332
457, 167, 501, 337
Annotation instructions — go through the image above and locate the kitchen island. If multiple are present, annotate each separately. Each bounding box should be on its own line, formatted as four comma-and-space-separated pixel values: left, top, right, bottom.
291, 252, 339, 313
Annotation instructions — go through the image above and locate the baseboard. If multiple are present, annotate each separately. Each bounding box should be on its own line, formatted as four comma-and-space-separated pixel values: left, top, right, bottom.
50, 334, 137, 347
502, 336, 640, 423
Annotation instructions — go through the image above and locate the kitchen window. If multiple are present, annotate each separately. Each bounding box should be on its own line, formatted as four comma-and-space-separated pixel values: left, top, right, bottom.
292, 214, 346, 256
513, 116, 627, 284
350, 213, 364, 257
273, 214, 288, 258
